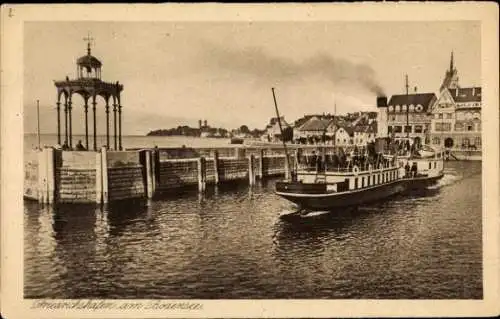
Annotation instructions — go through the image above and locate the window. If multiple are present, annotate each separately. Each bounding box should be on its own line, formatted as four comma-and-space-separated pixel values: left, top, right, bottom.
438, 113, 443, 119
474, 137, 481, 147
404, 125, 412, 133
415, 104, 423, 112
434, 162, 437, 169
391, 116, 396, 121
446, 113, 453, 119
455, 123, 464, 131
432, 137, 440, 145
362, 177, 365, 187
414, 125, 423, 133
462, 138, 470, 147
435, 123, 451, 131
467, 125, 473, 131
377, 174, 380, 184
388, 126, 393, 133
429, 162, 432, 169
394, 126, 402, 133
354, 178, 358, 189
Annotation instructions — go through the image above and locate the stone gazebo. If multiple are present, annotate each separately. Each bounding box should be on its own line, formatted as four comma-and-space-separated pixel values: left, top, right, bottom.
54, 38, 124, 151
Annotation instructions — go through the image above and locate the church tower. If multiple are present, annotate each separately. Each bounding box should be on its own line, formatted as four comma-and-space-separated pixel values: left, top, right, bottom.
439, 51, 460, 92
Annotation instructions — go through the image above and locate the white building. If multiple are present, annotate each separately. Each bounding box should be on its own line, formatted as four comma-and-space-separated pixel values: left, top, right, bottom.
429, 52, 482, 150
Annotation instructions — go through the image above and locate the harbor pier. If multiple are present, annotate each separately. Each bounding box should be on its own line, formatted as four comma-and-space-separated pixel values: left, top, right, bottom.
24, 145, 353, 204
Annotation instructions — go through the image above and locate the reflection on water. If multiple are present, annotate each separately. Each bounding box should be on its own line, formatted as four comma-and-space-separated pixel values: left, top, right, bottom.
24, 161, 482, 299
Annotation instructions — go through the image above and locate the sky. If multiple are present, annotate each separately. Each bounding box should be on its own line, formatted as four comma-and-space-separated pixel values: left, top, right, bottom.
24, 21, 481, 135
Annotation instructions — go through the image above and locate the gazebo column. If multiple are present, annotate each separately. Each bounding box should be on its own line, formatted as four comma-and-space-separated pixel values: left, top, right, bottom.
84, 99, 89, 150
92, 96, 97, 151
105, 100, 110, 149
113, 103, 117, 150
64, 99, 68, 144
118, 104, 122, 150
68, 97, 73, 148
56, 100, 61, 145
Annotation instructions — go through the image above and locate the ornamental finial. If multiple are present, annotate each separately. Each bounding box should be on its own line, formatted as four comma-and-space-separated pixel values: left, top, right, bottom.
83, 32, 94, 55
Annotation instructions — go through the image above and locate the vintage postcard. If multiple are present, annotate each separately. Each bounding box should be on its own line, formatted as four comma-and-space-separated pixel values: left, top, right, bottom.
1, 3, 499, 318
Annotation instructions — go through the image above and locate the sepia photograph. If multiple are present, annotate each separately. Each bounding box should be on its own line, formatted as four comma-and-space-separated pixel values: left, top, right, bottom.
1, 3, 499, 318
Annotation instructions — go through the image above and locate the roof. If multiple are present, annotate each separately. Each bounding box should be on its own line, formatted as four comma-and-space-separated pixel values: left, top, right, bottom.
298, 117, 332, 131
353, 121, 377, 134
336, 124, 354, 136
387, 93, 437, 112
294, 114, 334, 128
77, 54, 102, 68
448, 87, 481, 103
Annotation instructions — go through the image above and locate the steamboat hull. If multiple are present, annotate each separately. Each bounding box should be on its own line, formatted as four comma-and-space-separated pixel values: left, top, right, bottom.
275, 180, 406, 210
403, 173, 444, 190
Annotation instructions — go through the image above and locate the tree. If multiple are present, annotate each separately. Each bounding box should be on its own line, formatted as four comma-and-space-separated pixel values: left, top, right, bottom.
239, 125, 250, 134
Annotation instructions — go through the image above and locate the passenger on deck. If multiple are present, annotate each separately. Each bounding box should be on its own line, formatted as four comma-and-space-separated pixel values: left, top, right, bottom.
75, 140, 86, 151
411, 162, 418, 177
404, 162, 410, 177
310, 151, 317, 170
62, 141, 70, 151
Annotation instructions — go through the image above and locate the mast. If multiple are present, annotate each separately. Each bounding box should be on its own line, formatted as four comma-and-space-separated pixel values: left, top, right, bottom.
36, 99, 41, 149
271, 88, 292, 179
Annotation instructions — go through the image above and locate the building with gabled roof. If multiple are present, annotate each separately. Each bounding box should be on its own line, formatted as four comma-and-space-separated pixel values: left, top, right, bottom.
429, 52, 481, 152
386, 92, 437, 144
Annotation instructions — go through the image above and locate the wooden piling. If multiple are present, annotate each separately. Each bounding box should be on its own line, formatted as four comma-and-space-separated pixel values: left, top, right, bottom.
101, 146, 109, 204
95, 150, 103, 204
248, 154, 255, 186
46, 148, 55, 204
259, 148, 264, 179
197, 157, 206, 192
37, 149, 47, 203
145, 150, 154, 198
213, 150, 220, 185
284, 154, 290, 180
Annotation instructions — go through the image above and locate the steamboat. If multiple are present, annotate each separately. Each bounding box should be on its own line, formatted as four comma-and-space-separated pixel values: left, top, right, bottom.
270, 88, 444, 214
275, 148, 444, 211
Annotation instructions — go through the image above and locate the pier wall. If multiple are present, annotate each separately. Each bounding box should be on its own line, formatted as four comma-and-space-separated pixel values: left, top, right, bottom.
108, 166, 145, 201
24, 145, 352, 204
24, 160, 39, 200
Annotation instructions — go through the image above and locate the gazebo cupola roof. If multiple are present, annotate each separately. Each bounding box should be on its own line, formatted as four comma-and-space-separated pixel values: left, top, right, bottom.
77, 36, 102, 78
77, 53, 102, 69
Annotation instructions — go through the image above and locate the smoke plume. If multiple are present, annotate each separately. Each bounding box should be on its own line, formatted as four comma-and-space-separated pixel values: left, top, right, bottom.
201, 44, 385, 96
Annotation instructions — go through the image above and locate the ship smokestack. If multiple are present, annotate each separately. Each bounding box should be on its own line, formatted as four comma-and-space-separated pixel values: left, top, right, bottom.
376, 95, 389, 142
377, 96, 388, 108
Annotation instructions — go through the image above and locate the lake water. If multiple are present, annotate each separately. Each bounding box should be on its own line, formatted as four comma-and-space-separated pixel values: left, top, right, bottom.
24, 160, 482, 299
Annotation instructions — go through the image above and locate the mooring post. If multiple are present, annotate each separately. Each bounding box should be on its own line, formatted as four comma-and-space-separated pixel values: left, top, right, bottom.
45, 147, 55, 204
101, 146, 109, 204
295, 148, 301, 172
213, 150, 220, 185
37, 149, 47, 203
198, 157, 206, 192
95, 149, 103, 204
259, 148, 265, 179
284, 154, 290, 180
150, 149, 156, 191
145, 150, 154, 198
248, 154, 255, 186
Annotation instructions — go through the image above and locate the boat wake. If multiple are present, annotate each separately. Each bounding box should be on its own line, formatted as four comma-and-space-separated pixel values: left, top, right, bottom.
279, 208, 331, 219
427, 172, 462, 189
